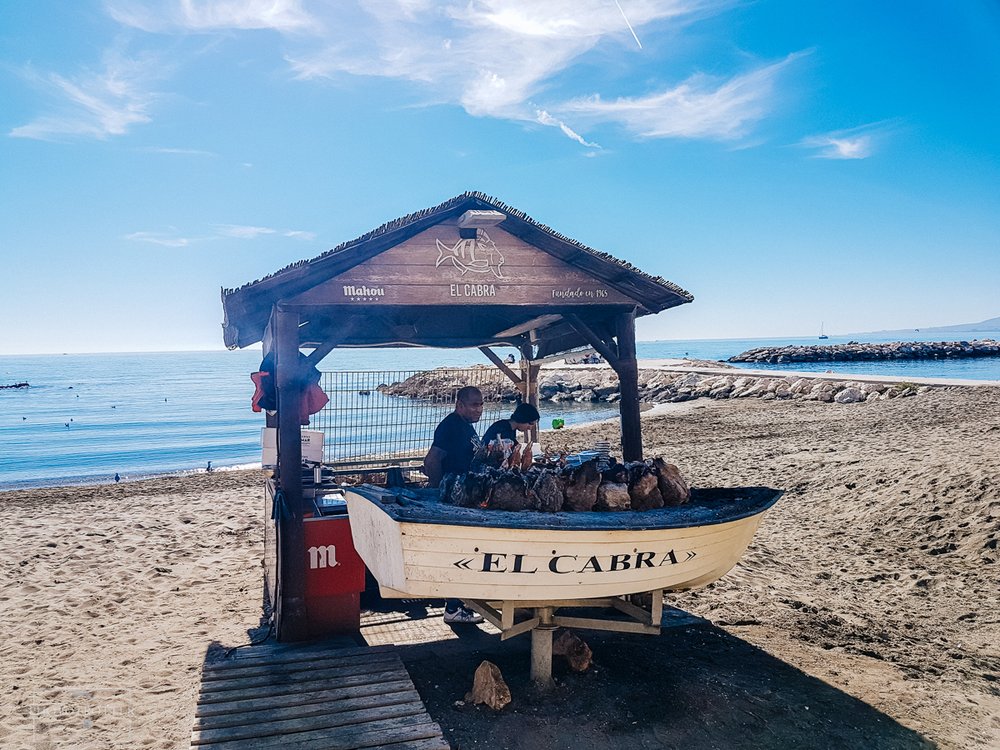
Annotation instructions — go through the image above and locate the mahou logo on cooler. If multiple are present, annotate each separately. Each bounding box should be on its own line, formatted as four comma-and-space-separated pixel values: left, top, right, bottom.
308, 545, 340, 569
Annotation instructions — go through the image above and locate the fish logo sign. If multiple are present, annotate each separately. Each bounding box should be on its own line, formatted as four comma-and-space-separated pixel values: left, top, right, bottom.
435, 230, 505, 279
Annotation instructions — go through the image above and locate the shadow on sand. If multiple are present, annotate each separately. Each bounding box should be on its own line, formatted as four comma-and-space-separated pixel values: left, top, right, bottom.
362, 596, 934, 750
194, 590, 933, 750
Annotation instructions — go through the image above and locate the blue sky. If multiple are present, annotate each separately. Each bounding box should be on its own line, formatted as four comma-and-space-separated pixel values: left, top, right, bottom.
2, 0, 998, 355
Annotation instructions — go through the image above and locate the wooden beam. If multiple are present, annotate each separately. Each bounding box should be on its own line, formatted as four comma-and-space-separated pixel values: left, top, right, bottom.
274, 307, 309, 641
564, 314, 620, 368
305, 337, 339, 367
615, 309, 643, 462
493, 314, 563, 339
520, 344, 541, 443
478, 346, 523, 385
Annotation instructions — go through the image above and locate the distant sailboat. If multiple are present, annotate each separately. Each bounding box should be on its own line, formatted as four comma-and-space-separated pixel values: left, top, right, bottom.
818, 322, 829, 340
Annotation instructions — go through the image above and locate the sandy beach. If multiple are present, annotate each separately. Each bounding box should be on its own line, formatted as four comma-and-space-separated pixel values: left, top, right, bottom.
2, 384, 998, 749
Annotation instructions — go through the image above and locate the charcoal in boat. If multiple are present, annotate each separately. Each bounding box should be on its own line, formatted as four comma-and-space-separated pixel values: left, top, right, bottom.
531, 469, 564, 513
445, 471, 493, 508
653, 457, 691, 506
595, 481, 631, 511
488, 471, 533, 511
562, 459, 601, 512
627, 460, 664, 511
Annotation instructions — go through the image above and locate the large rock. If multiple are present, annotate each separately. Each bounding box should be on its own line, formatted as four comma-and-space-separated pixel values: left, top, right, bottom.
562, 460, 602, 512
445, 472, 492, 508
465, 661, 511, 710
653, 459, 690, 506
627, 462, 663, 511
487, 472, 533, 511
532, 470, 564, 513
552, 629, 592, 672
834, 387, 865, 404
595, 482, 631, 511
728, 338, 1000, 363
539, 383, 560, 399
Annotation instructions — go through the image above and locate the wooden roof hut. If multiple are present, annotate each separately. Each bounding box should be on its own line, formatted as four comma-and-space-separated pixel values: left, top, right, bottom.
221, 191, 693, 639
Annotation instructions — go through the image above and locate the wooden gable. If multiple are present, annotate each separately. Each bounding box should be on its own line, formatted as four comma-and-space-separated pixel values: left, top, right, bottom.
288, 220, 641, 308
221, 192, 693, 352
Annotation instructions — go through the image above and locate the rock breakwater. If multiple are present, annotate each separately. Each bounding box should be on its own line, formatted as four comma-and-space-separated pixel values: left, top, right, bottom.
379, 366, 931, 406
729, 339, 1000, 364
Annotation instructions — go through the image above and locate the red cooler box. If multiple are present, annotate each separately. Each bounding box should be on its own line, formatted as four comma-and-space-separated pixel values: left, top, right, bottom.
303, 496, 366, 636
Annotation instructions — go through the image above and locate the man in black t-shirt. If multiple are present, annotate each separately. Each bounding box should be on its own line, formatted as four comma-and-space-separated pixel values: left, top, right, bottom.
422, 385, 486, 624
423, 386, 484, 487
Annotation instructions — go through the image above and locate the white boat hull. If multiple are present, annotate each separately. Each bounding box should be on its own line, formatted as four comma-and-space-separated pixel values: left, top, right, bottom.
344, 487, 778, 601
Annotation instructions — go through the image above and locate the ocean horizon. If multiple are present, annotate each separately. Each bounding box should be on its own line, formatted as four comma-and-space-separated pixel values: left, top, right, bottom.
3, 330, 998, 491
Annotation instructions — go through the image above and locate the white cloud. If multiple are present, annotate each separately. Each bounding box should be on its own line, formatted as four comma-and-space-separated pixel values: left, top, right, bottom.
275, 1, 784, 142
125, 231, 195, 247
215, 224, 277, 239
10, 49, 163, 140
106, 0, 315, 33
554, 54, 799, 140
126, 224, 314, 245
142, 146, 218, 156
536, 108, 601, 148
33, 1, 796, 146
801, 132, 873, 159
281, 1, 689, 120
800, 122, 890, 159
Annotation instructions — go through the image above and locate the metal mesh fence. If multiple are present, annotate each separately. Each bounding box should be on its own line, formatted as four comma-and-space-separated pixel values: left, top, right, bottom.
310, 367, 513, 469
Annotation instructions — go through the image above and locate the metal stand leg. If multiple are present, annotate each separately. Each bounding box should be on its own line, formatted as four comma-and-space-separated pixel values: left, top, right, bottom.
530, 607, 556, 690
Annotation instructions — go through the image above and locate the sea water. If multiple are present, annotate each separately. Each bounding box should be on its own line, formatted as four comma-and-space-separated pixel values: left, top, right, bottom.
0, 349, 613, 489
637, 331, 1000, 381
2, 333, 998, 490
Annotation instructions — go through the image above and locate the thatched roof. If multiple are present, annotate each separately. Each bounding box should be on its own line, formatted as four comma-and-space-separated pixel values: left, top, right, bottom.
221, 191, 693, 354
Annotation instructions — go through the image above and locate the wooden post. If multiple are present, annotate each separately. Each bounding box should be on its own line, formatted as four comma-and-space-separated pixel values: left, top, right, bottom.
530, 607, 556, 690
520, 344, 541, 443
616, 309, 643, 462
274, 307, 309, 641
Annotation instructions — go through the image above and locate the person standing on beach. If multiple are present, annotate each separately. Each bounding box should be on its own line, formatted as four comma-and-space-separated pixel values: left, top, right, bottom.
423, 385, 485, 624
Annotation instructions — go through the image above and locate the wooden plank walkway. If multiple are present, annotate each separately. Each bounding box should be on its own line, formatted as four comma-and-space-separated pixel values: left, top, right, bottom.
191, 643, 449, 749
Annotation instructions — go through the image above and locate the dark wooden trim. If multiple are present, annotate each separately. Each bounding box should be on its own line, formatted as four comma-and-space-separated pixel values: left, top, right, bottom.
615, 309, 643, 462
478, 346, 523, 385
564, 314, 620, 368
297, 335, 527, 350
274, 308, 309, 641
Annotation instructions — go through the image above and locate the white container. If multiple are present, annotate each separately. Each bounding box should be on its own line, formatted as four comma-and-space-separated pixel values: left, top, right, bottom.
261, 428, 325, 467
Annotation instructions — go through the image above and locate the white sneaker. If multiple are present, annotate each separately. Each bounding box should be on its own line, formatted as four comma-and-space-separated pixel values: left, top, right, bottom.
443, 606, 484, 624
